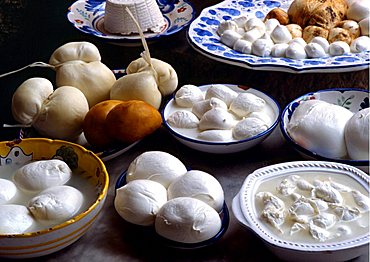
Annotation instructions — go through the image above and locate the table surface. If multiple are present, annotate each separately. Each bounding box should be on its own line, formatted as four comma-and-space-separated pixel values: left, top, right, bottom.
0, 1, 369, 261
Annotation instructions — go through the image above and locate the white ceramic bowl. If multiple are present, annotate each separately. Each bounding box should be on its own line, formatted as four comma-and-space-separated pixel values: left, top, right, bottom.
280, 88, 369, 173
232, 161, 369, 262
0, 138, 109, 259
162, 84, 280, 153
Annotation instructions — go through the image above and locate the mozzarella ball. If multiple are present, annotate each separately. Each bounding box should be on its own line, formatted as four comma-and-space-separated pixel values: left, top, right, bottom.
220, 29, 242, 47
232, 15, 248, 27
329, 41, 351, 56
49, 41, 101, 64
289, 37, 307, 47
350, 36, 370, 52
28, 186, 83, 224
345, 108, 369, 160
192, 98, 228, 119
252, 38, 274, 57
114, 179, 167, 226
233, 39, 253, 54
13, 160, 72, 192
248, 111, 274, 126
265, 18, 280, 33
245, 17, 266, 32
271, 43, 289, 57
229, 92, 266, 117
167, 110, 199, 129
217, 20, 239, 36
232, 117, 269, 140
155, 197, 222, 243
310, 37, 330, 53
126, 151, 187, 188
286, 42, 307, 59
0, 204, 34, 234
199, 108, 237, 131
271, 25, 292, 44
359, 17, 369, 36
242, 27, 265, 43
205, 84, 238, 107
347, 0, 370, 22
175, 85, 204, 108
287, 100, 353, 159
168, 170, 224, 212
305, 43, 327, 58
197, 129, 234, 142
0, 179, 17, 204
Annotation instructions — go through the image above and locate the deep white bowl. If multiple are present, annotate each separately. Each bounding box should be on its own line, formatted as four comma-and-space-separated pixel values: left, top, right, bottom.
232, 161, 369, 262
280, 88, 369, 173
162, 84, 280, 154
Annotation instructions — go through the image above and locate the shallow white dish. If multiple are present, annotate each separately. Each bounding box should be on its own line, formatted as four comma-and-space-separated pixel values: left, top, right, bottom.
162, 84, 280, 154
187, 0, 370, 73
67, 0, 195, 45
280, 88, 369, 173
232, 161, 369, 262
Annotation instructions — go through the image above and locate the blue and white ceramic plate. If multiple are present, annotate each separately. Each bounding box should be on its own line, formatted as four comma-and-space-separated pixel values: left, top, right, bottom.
187, 0, 370, 73
67, 0, 195, 44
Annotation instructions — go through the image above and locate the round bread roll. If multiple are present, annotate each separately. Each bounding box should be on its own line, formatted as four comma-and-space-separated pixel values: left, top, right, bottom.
265, 8, 289, 25
106, 100, 162, 144
126, 151, 187, 188
83, 99, 122, 148
286, 24, 303, 38
344, 108, 369, 160
328, 28, 352, 44
114, 179, 167, 226
167, 170, 225, 212
302, 26, 329, 43
336, 20, 361, 39
155, 197, 222, 243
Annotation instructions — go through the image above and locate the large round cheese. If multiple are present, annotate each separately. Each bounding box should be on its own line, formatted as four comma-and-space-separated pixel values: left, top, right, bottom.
287, 100, 353, 159
344, 108, 369, 160
0, 204, 35, 234
167, 170, 224, 212
155, 197, 222, 243
114, 179, 167, 226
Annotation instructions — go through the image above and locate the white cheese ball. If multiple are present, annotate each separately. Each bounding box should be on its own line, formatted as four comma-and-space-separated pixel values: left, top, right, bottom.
359, 17, 369, 36
229, 92, 266, 117
252, 38, 274, 57
217, 20, 239, 36
350, 36, 370, 52
192, 97, 228, 119
345, 108, 370, 160
248, 111, 274, 126
287, 100, 354, 159
175, 85, 204, 108
265, 18, 280, 33
232, 117, 269, 140
0, 204, 35, 234
329, 41, 351, 56
286, 42, 307, 59
305, 43, 327, 58
271, 43, 289, 57
310, 37, 330, 53
28, 185, 83, 224
233, 16, 248, 28
270, 25, 292, 44
347, 0, 370, 22
167, 110, 199, 129
244, 17, 266, 32
242, 27, 265, 43
155, 197, 222, 243
126, 151, 187, 188
114, 179, 167, 226
197, 129, 234, 142
199, 108, 237, 131
205, 84, 238, 107
233, 39, 253, 54
13, 160, 72, 192
0, 179, 17, 204
220, 29, 242, 47
167, 170, 225, 212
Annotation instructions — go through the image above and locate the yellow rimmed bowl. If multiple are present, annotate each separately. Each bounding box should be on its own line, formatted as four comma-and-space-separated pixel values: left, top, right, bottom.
0, 138, 109, 259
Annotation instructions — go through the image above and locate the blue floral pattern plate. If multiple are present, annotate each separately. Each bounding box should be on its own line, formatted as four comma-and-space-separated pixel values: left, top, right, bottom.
67, 0, 195, 43
187, 0, 370, 73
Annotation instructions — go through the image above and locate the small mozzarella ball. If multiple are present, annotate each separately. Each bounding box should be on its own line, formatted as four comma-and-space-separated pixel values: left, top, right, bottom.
229, 92, 266, 117
248, 111, 273, 126
192, 98, 228, 119
155, 197, 222, 244
347, 0, 370, 22
265, 18, 280, 33
310, 37, 330, 53
28, 185, 83, 224
305, 43, 327, 58
0, 179, 17, 204
271, 25, 292, 44
168, 170, 224, 212
220, 30, 242, 47
244, 17, 266, 32
328, 28, 352, 45
252, 38, 274, 57
232, 117, 269, 140
286, 42, 307, 59
286, 24, 303, 38
233, 39, 253, 54
359, 17, 369, 36
350, 36, 370, 52
345, 108, 369, 160
242, 28, 265, 43
199, 108, 237, 131
175, 84, 204, 108
271, 43, 289, 57
13, 160, 72, 192
126, 151, 187, 188
167, 110, 199, 129
329, 41, 351, 56
114, 179, 167, 226
337, 20, 361, 39
0, 205, 34, 234
289, 37, 307, 47
205, 84, 238, 107
217, 20, 239, 36
237, 27, 246, 35
232, 16, 248, 28
197, 129, 234, 142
